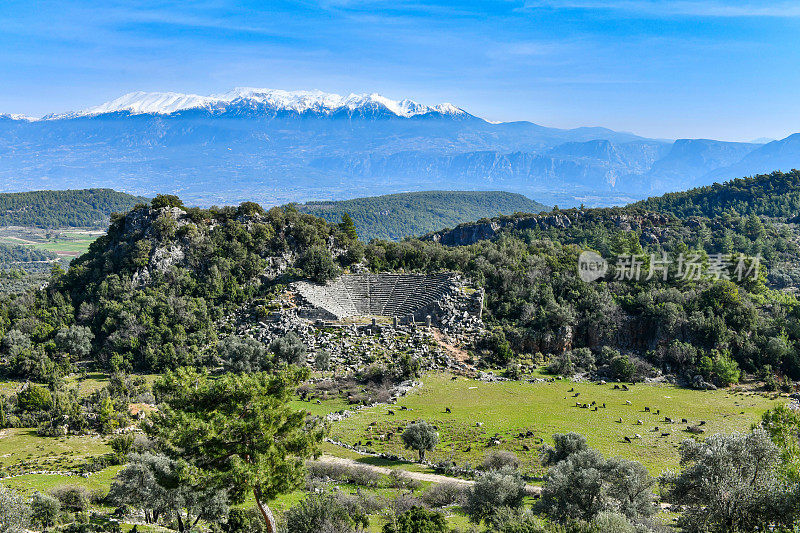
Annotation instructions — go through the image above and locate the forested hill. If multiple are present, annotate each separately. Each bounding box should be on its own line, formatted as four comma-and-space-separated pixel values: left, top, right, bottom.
298, 190, 549, 241
0, 189, 148, 228
633, 170, 800, 219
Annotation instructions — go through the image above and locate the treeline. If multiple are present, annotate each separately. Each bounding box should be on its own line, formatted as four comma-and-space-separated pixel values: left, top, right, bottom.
364, 203, 800, 382
0, 242, 55, 263
0, 188, 148, 228
635, 169, 800, 219
299, 190, 549, 241
1, 182, 800, 384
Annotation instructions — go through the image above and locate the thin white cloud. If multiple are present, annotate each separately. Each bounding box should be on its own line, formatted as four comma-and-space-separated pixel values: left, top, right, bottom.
521, 1, 800, 18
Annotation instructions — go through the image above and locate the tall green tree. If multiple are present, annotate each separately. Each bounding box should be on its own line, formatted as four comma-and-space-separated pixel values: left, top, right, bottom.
146, 367, 322, 533
339, 213, 359, 241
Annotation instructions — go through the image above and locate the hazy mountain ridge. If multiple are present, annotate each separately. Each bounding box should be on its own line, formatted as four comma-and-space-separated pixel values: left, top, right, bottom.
299, 190, 549, 241
0, 89, 797, 206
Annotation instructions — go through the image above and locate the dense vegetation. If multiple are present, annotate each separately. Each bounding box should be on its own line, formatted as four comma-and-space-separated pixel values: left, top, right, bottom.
299, 190, 549, 241
3, 176, 800, 532
636, 169, 800, 219
0, 195, 361, 379
0, 189, 147, 228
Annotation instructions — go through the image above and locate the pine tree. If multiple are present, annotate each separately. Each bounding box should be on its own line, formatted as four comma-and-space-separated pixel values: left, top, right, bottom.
339, 213, 358, 240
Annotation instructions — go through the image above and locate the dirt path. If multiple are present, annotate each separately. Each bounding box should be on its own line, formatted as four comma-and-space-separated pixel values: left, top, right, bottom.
316, 454, 542, 495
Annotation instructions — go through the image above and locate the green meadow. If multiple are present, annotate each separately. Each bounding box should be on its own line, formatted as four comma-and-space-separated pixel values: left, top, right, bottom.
329, 372, 782, 475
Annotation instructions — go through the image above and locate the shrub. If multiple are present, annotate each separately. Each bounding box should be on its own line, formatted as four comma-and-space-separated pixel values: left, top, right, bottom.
481, 450, 520, 472
591, 512, 635, 533
284, 492, 367, 533
465, 466, 526, 523
1, 485, 31, 532
421, 482, 467, 508
49, 485, 90, 512
489, 507, 550, 533
388, 469, 421, 490
30, 492, 60, 529
382, 506, 447, 533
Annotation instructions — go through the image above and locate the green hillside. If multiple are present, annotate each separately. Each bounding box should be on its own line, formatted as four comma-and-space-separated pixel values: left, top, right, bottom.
634, 170, 800, 219
0, 188, 148, 228
299, 190, 550, 241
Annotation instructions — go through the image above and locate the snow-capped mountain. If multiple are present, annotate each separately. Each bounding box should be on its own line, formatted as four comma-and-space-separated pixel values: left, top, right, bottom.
0, 88, 797, 207
47, 88, 470, 120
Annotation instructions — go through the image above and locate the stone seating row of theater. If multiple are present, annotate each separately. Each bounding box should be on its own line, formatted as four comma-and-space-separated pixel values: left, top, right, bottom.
294, 272, 455, 320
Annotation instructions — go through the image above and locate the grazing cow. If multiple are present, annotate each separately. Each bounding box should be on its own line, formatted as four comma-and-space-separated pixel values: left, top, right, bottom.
656, 409, 660, 415
526, 430, 534, 437
522, 444, 530, 451
476, 422, 483, 427
400, 406, 408, 410
387, 410, 395, 415
665, 417, 673, 423
699, 420, 706, 425
644, 407, 650, 412
681, 418, 688, 423
634, 434, 642, 439
593, 407, 598, 411
625, 400, 632, 405
451, 376, 458, 380
591, 401, 596, 406
624, 436, 631, 443
568, 387, 574, 392
654, 427, 660, 431
387, 432, 394, 439
602, 403, 606, 408
445, 407, 451, 414
622, 384, 629, 391
614, 384, 620, 390
661, 432, 670, 437
617, 418, 623, 423
365, 440, 372, 446
465, 445, 471, 452
573, 393, 580, 397
637, 420, 643, 425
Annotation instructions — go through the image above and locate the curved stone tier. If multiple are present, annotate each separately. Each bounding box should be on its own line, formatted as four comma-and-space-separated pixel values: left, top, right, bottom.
294, 272, 457, 320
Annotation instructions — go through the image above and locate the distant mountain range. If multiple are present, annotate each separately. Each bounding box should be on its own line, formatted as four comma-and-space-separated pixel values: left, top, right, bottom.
1, 88, 798, 207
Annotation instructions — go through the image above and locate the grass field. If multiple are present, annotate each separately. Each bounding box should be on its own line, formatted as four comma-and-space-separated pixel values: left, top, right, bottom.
0, 428, 111, 474
0, 226, 101, 259
329, 372, 782, 475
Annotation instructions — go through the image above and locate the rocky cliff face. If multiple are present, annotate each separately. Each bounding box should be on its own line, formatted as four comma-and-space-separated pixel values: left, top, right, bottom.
425, 210, 673, 246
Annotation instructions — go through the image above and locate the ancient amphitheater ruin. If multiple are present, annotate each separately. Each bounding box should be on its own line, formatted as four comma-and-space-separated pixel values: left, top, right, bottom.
293, 272, 482, 325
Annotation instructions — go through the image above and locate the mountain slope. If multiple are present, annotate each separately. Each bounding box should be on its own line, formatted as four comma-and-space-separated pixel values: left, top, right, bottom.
634, 170, 800, 219
0, 189, 148, 228
299, 190, 549, 241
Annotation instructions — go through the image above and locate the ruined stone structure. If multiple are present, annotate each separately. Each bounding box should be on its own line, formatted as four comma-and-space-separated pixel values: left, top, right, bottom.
293, 272, 482, 325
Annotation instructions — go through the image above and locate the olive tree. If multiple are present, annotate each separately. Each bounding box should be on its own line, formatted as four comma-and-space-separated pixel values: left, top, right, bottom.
0, 486, 30, 533
465, 465, 526, 523
109, 452, 228, 531
662, 429, 794, 532
401, 420, 438, 462
216, 335, 269, 373
539, 435, 654, 523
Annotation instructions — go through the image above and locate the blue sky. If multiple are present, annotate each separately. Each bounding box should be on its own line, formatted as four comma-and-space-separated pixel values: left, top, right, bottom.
1, 0, 799, 141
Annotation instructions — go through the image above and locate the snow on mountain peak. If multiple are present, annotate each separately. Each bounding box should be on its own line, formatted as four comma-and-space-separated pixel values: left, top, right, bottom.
55, 88, 468, 119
